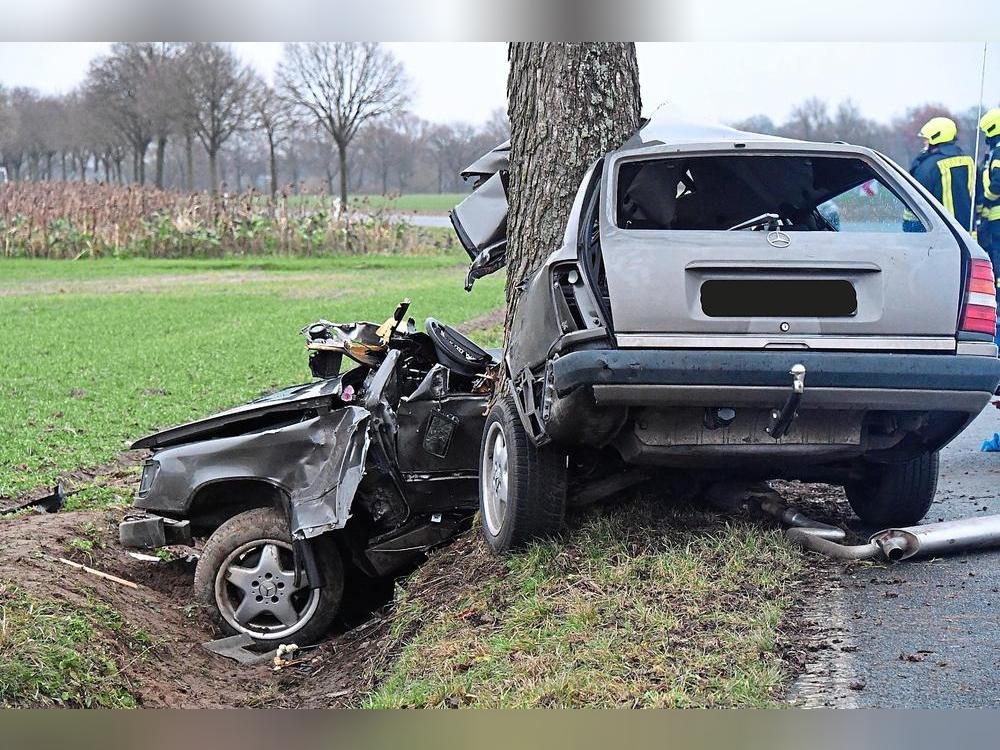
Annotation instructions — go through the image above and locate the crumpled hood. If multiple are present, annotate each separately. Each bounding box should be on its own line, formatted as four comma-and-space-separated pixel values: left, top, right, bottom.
132, 377, 345, 450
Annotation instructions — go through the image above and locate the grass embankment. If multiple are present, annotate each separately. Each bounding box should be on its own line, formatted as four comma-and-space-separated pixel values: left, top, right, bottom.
0, 255, 504, 505
0, 580, 152, 708
367, 499, 801, 709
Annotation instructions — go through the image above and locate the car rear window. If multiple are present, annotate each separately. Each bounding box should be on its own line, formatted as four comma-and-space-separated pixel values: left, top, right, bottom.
615, 154, 925, 233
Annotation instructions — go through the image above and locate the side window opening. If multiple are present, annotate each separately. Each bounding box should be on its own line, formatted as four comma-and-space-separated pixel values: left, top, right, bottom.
578, 161, 613, 325
616, 154, 926, 233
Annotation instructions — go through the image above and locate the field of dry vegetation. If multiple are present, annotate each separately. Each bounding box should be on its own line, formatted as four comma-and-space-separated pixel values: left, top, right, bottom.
0, 182, 457, 259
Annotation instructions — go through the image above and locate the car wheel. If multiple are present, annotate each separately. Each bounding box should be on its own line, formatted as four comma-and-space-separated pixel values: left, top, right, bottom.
479, 394, 567, 553
193, 507, 343, 647
845, 451, 939, 529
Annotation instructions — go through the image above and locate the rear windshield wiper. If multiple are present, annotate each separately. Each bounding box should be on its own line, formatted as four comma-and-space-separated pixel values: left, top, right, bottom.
728, 213, 780, 231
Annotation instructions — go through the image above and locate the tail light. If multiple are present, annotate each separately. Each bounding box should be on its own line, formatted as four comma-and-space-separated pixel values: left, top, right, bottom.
960, 259, 997, 335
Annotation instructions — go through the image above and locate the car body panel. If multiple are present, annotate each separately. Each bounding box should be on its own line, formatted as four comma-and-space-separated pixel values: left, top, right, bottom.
487, 108, 1000, 478
132, 378, 344, 450
598, 144, 962, 348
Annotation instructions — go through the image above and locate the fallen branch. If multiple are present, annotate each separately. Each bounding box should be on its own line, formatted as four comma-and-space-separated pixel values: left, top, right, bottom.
55, 557, 140, 589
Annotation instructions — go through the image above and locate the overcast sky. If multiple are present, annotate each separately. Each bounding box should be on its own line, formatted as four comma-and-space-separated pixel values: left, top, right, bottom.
0, 42, 994, 127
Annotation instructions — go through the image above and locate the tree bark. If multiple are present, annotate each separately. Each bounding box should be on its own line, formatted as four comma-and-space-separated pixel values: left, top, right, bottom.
504, 43, 641, 342
154, 136, 167, 189
208, 150, 219, 194
184, 132, 195, 192
336, 141, 349, 210
267, 134, 279, 201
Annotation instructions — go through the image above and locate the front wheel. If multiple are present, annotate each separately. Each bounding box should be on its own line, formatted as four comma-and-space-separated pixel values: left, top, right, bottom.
845, 451, 939, 529
193, 507, 344, 646
479, 395, 567, 553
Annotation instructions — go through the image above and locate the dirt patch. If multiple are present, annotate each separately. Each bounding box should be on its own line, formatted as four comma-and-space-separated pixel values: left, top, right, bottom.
461, 307, 505, 334
1, 510, 254, 706
1, 450, 147, 512
0, 509, 381, 707
0, 271, 348, 298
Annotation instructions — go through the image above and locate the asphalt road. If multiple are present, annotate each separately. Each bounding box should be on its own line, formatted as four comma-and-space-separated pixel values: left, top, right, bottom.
821, 405, 1000, 708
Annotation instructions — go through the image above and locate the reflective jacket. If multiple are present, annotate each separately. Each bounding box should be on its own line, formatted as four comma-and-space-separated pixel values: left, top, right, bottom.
909, 142, 975, 229
975, 143, 1000, 230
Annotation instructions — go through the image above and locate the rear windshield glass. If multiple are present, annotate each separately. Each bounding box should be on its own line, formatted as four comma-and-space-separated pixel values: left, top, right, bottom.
615, 154, 925, 233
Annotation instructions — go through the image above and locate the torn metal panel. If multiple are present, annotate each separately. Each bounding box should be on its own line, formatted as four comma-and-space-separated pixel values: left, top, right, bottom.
132, 377, 344, 450
460, 139, 510, 182
135, 406, 370, 534
287, 406, 371, 540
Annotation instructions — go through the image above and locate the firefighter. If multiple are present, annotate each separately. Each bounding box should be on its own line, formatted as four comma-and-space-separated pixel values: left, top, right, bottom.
975, 108, 1000, 276
905, 116, 975, 232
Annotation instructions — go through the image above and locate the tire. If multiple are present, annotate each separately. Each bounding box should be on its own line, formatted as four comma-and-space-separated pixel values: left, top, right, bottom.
845, 451, 939, 529
479, 394, 567, 553
193, 507, 344, 647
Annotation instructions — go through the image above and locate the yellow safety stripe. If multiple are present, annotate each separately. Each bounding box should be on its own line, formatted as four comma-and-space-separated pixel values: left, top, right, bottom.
984, 205, 1000, 221
986, 161, 1000, 201
936, 156, 975, 218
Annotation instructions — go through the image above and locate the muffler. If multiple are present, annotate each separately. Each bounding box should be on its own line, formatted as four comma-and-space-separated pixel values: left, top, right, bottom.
760, 498, 1000, 562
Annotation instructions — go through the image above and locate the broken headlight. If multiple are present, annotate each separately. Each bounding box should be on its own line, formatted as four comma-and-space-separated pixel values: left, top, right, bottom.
138, 460, 159, 498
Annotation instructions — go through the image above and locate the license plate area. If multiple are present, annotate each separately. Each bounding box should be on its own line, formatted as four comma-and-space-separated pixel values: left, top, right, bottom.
700, 279, 857, 318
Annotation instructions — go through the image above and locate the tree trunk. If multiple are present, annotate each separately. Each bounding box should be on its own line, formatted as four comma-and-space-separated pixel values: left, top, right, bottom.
336, 141, 349, 210
184, 132, 195, 192
154, 136, 167, 189
504, 43, 641, 342
208, 150, 219, 194
265, 137, 278, 201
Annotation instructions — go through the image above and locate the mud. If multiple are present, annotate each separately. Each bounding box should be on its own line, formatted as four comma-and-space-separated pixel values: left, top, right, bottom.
0, 509, 384, 708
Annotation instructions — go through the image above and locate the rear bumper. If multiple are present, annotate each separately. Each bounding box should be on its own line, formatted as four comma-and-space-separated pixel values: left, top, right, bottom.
551, 349, 1000, 412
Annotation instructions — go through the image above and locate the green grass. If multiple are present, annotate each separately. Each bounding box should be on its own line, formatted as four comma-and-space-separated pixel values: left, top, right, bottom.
367, 498, 801, 708
0, 255, 504, 502
351, 193, 469, 214
0, 581, 151, 707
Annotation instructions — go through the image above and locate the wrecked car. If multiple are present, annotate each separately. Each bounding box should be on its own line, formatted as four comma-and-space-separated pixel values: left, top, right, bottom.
451, 109, 1000, 553
121, 300, 497, 645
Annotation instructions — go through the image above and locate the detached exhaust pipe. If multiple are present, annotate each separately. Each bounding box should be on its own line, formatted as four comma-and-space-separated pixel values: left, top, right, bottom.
761, 499, 1000, 562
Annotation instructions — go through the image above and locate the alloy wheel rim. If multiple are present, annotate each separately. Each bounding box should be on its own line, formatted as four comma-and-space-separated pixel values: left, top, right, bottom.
214, 538, 319, 640
482, 421, 509, 536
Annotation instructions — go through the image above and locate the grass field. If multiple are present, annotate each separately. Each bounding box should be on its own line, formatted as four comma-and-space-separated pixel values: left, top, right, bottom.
0, 255, 504, 504
350, 193, 468, 214
1, 253, 804, 709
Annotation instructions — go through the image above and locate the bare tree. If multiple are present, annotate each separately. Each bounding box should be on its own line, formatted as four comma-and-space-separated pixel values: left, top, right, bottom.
251, 82, 295, 200
181, 43, 255, 193
785, 97, 835, 142
505, 43, 641, 339
85, 43, 177, 185
277, 42, 409, 208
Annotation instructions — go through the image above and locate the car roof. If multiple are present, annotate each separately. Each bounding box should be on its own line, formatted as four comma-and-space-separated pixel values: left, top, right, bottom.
614, 106, 875, 159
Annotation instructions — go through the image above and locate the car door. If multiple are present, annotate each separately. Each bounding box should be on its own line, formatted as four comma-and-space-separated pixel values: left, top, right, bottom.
450, 140, 509, 290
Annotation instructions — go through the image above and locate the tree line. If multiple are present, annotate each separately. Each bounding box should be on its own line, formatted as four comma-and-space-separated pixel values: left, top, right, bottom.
0, 42, 509, 204
0, 43, 987, 203
731, 97, 991, 167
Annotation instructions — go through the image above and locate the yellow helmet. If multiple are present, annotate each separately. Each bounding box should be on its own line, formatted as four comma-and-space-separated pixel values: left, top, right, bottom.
918, 116, 958, 146
980, 108, 1000, 138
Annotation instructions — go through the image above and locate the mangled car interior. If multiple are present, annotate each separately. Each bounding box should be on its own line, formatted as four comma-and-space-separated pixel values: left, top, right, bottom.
121, 111, 1000, 646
